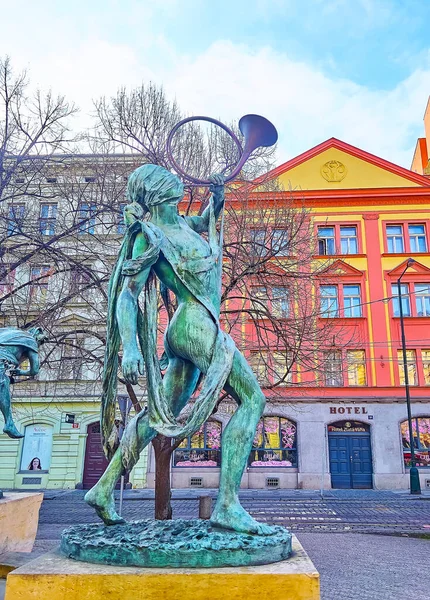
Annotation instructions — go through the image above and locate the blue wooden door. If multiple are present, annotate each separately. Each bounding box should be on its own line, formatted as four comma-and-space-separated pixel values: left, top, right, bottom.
329, 433, 373, 489
349, 435, 373, 489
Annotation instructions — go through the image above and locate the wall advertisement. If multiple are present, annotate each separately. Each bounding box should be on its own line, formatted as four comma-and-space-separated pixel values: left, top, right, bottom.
20, 424, 53, 471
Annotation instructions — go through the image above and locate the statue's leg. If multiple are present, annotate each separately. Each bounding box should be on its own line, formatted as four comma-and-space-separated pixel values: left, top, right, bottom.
168, 304, 275, 535
211, 351, 276, 535
85, 356, 199, 525
0, 371, 24, 439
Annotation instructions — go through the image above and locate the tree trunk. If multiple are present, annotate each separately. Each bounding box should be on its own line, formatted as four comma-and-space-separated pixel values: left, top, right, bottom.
152, 434, 173, 520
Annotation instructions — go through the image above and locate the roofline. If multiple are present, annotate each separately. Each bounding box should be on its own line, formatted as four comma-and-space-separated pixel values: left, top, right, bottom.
318, 258, 364, 277
246, 137, 430, 190
4, 153, 143, 161
238, 186, 430, 200
387, 258, 430, 276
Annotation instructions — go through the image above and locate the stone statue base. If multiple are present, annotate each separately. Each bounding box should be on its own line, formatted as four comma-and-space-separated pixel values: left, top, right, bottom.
0, 492, 43, 554
6, 537, 320, 600
60, 519, 292, 568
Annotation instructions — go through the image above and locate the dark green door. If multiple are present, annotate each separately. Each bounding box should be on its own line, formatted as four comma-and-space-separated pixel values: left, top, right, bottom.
329, 429, 373, 489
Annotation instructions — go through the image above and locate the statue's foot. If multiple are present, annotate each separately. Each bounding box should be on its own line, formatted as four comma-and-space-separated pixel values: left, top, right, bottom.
210, 501, 277, 536
3, 424, 24, 439
84, 487, 125, 526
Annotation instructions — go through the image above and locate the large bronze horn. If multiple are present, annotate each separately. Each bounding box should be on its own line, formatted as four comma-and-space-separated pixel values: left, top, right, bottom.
166, 114, 278, 186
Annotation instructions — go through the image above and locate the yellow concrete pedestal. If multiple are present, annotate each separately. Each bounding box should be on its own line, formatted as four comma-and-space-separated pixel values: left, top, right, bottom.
5, 535, 319, 600
0, 493, 43, 554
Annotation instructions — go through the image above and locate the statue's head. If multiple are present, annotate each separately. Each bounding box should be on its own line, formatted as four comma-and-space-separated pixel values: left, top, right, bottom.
28, 326, 48, 346
126, 164, 184, 213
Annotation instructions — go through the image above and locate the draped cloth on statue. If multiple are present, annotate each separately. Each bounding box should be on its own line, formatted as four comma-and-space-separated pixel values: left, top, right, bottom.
0, 328, 38, 366
101, 202, 235, 465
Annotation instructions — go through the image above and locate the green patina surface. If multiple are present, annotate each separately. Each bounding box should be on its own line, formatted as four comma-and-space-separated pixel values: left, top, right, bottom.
0, 327, 47, 498
61, 519, 292, 568
0, 327, 46, 441
80, 163, 290, 566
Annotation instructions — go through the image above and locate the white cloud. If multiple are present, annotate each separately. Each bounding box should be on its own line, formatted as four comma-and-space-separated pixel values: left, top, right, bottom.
167, 41, 430, 167
1, 6, 428, 168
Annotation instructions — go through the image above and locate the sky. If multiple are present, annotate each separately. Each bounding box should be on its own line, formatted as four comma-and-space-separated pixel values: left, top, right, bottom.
1, 0, 430, 168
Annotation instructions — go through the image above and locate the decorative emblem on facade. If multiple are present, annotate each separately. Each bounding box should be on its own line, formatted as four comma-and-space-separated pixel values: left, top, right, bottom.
320, 160, 347, 182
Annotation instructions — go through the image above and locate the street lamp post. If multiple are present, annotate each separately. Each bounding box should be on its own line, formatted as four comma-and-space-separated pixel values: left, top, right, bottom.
397, 258, 421, 495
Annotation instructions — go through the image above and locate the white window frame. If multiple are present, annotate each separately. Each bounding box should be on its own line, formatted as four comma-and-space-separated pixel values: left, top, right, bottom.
343, 284, 362, 317
323, 350, 343, 386
392, 283, 411, 317
415, 283, 430, 317
408, 224, 427, 253
317, 226, 335, 255
320, 285, 339, 318
386, 225, 405, 253
340, 226, 358, 255
39, 203, 58, 236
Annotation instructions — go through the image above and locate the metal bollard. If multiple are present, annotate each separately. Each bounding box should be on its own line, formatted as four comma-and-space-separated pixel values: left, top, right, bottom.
198, 495, 212, 520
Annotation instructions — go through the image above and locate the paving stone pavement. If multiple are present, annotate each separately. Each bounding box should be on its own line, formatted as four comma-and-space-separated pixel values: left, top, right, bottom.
297, 533, 430, 599
35, 489, 430, 540
2, 490, 429, 600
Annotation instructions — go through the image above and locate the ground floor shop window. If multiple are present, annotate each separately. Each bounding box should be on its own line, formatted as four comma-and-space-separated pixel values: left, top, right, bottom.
401, 417, 430, 467
174, 421, 221, 467
248, 416, 297, 467
20, 423, 53, 472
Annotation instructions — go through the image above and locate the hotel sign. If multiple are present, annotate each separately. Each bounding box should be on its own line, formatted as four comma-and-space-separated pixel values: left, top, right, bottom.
328, 420, 370, 433
329, 406, 368, 415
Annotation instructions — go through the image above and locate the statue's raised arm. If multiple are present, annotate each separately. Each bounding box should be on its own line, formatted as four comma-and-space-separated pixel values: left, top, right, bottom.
183, 174, 225, 234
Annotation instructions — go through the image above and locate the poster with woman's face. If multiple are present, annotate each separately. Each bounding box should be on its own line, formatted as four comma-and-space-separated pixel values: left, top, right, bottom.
20, 424, 53, 471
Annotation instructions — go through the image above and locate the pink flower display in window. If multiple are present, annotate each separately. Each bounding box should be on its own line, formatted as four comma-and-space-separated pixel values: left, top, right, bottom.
264, 417, 279, 434
249, 416, 297, 467
250, 460, 292, 467
401, 417, 430, 468
173, 421, 222, 467
253, 420, 264, 446
280, 421, 296, 449
205, 421, 221, 449
175, 460, 218, 467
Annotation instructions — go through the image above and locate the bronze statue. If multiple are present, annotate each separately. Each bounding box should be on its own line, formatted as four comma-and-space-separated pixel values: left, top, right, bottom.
0, 326, 47, 439
85, 165, 275, 535
62, 116, 293, 569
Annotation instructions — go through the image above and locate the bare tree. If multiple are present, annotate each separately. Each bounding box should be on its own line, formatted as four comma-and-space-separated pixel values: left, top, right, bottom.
0, 56, 79, 208
0, 150, 146, 436
221, 185, 349, 391
91, 82, 276, 204
149, 178, 355, 519
89, 81, 357, 520
0, 73, 354, 520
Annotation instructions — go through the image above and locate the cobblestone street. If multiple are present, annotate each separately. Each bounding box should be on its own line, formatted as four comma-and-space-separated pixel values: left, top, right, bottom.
22, 489, 430, 599
297, 533, 430, 599
36, 488, 430, 540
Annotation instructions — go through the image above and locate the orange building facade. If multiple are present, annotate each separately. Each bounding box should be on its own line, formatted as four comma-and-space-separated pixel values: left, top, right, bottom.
162, 119, 430, 491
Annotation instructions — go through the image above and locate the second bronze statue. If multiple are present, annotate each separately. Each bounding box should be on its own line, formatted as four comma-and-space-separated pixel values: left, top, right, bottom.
0, 327, 47, 439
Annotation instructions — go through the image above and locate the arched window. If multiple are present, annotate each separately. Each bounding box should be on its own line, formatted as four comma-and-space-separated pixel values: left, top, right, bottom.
248, 416, 297, 467
174, 421, 221, 467
20, 423, 53, 472
401, 417, 430, 467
